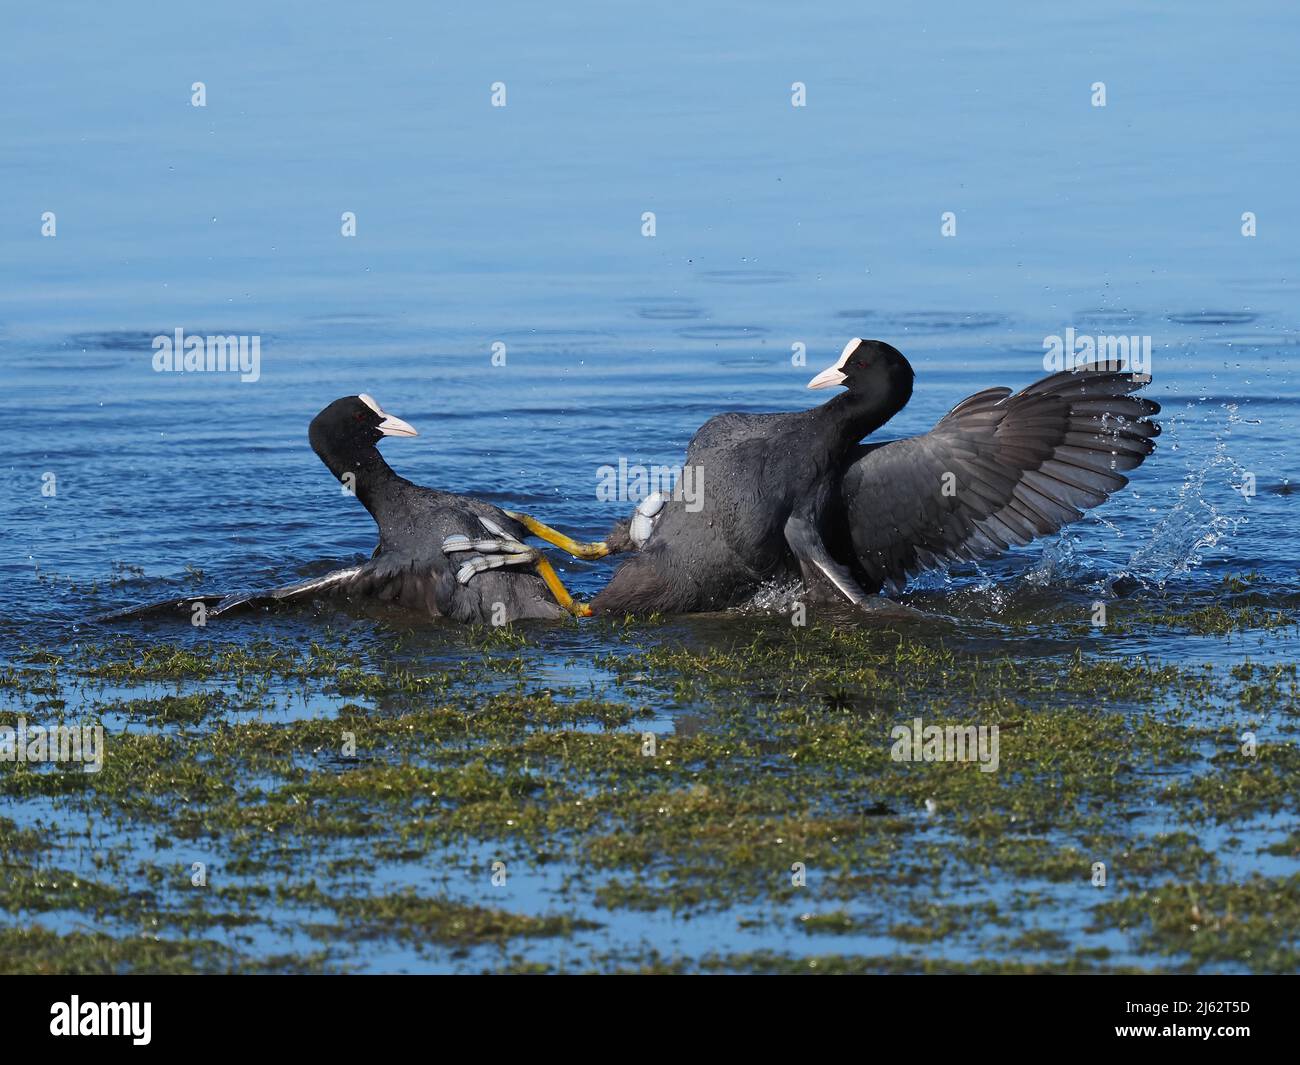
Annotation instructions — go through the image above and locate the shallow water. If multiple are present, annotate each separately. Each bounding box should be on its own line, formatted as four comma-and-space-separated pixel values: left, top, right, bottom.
1, 1, 1298, 973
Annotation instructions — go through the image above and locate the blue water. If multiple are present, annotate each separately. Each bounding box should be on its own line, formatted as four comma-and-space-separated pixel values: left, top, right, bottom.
1, 0, 1298, 972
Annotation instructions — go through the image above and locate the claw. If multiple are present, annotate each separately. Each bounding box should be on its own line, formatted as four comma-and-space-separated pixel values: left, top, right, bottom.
443, 535, 532, 555
454, 548, 540, 585
444, 515, 536, 559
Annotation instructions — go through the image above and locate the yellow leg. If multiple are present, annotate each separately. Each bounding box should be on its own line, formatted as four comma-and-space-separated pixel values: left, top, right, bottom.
533, 557, 592, 617
506, 511, 609, 560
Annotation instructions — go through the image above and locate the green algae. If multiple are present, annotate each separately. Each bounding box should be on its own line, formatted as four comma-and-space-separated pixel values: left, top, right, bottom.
1, 600, 1298, 973
312, 889, 600, 948
1090, 875, 1300, 971
0, 926, 328, 975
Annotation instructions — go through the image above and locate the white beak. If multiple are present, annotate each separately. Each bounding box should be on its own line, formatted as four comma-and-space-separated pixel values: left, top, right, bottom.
359, 393, 419, 437
807, 365, 848, 390
377, 413, 419, 437
807, 338, 864, 390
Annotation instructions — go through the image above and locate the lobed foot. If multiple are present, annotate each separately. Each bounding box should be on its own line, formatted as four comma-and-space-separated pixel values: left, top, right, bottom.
629, 492, 666, 549
443, 517, 540, 585
443, 516, 593, 618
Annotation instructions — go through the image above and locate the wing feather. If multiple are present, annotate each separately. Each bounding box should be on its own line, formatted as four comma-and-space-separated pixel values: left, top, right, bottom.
840, 368, 1160, 591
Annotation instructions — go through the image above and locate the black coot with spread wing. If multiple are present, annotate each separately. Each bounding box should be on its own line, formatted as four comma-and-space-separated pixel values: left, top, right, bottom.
590, 339, 1159, 614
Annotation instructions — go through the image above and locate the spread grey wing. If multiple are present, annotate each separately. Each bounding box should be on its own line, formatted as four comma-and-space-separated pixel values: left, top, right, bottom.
209, 565, 370, 614
841, 369, 1160, 593
213, 553, 465, 615
96, 560, 419, 622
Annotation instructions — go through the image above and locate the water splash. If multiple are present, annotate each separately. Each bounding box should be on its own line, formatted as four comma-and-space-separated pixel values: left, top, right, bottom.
924, 405, 1253, 605
1114, 406, 1249, 590
741, 578, 805, 614
1018, 533, 1102, 590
